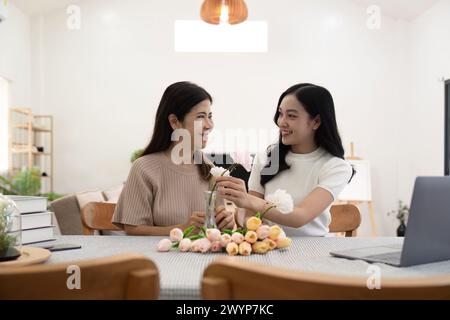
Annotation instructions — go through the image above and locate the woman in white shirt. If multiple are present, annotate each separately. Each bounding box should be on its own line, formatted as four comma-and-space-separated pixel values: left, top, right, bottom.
217, 83, 354, 236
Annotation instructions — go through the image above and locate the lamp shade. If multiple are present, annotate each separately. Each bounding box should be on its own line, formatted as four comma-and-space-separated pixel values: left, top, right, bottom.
200, 0, 248, 25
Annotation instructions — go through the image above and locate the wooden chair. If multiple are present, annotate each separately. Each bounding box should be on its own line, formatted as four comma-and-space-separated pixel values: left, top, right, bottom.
0, 253, 159, 300
202, 258, 450, 300
80, 202, 121, 235
329, 204, 361, 237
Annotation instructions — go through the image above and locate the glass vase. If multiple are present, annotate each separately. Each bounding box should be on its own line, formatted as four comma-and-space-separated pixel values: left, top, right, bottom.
0, 194, 22, 260
204, 190, 218, 229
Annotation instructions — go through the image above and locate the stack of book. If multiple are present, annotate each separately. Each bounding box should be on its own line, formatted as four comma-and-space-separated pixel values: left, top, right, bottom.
6, 196, 55, 245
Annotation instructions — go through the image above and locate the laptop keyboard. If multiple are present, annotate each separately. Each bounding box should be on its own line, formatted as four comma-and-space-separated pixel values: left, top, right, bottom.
365, 251, 401, 264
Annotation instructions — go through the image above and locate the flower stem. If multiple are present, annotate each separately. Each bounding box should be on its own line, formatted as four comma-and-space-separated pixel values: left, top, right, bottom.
208, 163, 239, 207
259, 204, 276, 219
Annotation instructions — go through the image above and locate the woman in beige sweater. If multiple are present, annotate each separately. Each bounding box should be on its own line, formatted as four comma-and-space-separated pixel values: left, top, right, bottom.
113, 82, 235, 236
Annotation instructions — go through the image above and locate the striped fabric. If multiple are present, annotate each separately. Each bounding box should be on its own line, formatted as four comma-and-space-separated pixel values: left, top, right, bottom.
112, 152, 209, 228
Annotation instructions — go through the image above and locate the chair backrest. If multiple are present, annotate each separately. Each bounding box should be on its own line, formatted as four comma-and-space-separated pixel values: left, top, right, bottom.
202, 258, 450, 300
329, 204, 361, 237
49, 195, 84, 235
80, 202, 121, 235
0, 253, 159, 300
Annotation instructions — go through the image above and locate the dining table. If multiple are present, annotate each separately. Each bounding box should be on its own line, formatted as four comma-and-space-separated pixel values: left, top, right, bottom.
38, 235, 450, 300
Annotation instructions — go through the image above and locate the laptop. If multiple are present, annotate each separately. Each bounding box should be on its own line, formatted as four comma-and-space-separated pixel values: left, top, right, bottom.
330, 177, 450, 267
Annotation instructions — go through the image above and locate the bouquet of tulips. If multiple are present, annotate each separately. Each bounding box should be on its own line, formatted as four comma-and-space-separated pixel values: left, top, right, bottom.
157, 189, 295, 256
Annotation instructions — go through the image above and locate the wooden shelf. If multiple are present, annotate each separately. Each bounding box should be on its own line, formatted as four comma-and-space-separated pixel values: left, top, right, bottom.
12, 124, 52, 132
11, 147, 51, 155
8, 108, 54, 193
10, 108, 32, 115
33, 153, 51, 156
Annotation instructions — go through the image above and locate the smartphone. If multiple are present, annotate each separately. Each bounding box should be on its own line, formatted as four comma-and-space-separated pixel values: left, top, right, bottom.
38, 243, 82, 252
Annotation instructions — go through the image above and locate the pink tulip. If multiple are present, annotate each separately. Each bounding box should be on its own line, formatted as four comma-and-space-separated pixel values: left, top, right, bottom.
179, 238, 192, 252
197, 238, 212, 253
206, 229, 221, 242
220, 234, 231, 247
256, 225, 270, 240
211, 241, 223, 252
157, 239, 172, 252
231, 232, 244, 244
170, 228, 184, 242
190, 239, 202, 252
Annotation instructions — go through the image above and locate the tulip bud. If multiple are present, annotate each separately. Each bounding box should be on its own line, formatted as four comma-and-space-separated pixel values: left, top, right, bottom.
256, 225, 270, 240
179, 238, 192, 252
252, 241, 270, 254
157, 239, 172, 252
211, 241, 223, 252
269, 225, 282, 240
246, 217, 262, 231
198, 238, 212, 253
244, 231, 258, 244
190, 239, 201, 252
170, 228, 184, 242
206, 228, 221, 242
226, 242, 239, 256
276, 237, 292, 249
220, 233, 232, 247
231, 232, 244, 244
262, 238, 277, 251
239, 242, 252, 256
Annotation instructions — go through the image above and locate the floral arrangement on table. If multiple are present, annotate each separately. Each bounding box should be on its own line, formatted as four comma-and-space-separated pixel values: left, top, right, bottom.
157, 165, 295, 256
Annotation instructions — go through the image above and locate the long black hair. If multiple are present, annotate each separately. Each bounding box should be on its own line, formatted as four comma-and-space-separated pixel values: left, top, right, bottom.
261, 83, 354, 186
140, 81, 213, 180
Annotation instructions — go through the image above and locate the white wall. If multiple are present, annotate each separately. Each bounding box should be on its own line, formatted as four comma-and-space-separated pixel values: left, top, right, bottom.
0, 3, 31, 175
30, 0, 418, 235
0, 3, 31, 108
398, 0, 450, 209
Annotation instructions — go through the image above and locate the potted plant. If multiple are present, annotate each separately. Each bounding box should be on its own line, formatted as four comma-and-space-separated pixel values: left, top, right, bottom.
1, 170, 65, 202
0, 168, 41, 196
388, 200, 410, 237
130, 149, 144, 164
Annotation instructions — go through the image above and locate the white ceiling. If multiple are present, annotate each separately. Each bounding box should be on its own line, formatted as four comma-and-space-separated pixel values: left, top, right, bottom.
12, 0, 439, 20
353, 0, 439, 21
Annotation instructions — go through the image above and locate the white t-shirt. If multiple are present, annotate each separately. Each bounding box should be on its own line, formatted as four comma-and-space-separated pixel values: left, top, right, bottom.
248, 147, 353, 237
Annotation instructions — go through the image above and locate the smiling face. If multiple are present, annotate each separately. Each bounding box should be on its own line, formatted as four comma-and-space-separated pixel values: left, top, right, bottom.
172, 99, 214, 151
277, 94, 321, 149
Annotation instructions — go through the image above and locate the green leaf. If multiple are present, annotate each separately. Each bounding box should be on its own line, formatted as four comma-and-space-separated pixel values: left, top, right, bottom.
171, 241, 179, 248
188, 234, 203, 241
183, 226, 195, 238
199, 226, 207, 238
0, 176, 18, 195
222, 229, 233, 235
233, 228, 247, 235
255, 212, 261, 219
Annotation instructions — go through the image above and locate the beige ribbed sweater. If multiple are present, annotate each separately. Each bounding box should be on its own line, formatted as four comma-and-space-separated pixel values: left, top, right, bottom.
112, 152, 210, 228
